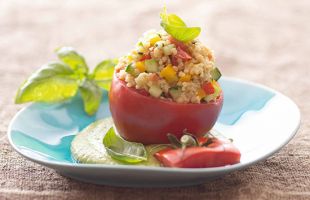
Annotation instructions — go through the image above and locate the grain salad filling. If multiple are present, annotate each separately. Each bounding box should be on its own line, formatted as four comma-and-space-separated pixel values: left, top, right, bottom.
116, 30, 221, 104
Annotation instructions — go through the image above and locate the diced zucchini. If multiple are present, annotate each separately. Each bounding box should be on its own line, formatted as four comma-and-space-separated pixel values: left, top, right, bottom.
204, 94, 216, 102
145, 59, 159, 72
169, 87, 182, 100
125, 64, 137, 76
149, 85, 162, 98
211, 67, 222, 81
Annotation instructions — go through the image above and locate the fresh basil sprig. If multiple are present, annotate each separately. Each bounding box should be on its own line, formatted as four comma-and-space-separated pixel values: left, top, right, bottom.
103, 127, 147, 163
160, 7, 201, 42
92, 59, 118, 91
15, 47, 118, 115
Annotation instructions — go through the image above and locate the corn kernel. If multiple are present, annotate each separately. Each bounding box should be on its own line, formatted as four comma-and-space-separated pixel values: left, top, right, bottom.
136, 61, 145, 72
160, 64, 178, 83
179, 74, 192, 82
150, 36, 161, 46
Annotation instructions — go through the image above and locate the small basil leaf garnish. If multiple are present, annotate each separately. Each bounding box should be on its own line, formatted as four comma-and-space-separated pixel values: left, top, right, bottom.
160, 7, 201, 42
103, 127, 147, 163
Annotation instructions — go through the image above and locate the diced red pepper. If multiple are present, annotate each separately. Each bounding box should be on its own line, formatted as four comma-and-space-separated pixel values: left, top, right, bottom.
202, 82, 215, 95
140, 53, 151, 61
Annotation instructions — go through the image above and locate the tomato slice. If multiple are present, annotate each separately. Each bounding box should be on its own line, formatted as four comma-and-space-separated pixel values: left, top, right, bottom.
154, 139, 241, 168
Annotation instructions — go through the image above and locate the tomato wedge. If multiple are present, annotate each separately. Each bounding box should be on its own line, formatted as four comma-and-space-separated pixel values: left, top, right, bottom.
154, 138, 241, 168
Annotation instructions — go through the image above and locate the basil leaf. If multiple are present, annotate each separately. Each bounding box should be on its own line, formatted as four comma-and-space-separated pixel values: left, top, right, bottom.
161, 24, 201, 42
79, 79, 103, 115
103, 127, 147, 163
160, 8, 186, 27
92, 59, 118, 91
160, 7, 201, 42
56, 47, 88, 74
15, 62, 79, 103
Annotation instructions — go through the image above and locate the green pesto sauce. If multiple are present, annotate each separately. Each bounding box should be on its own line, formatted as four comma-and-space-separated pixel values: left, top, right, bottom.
71, 118, 161, 166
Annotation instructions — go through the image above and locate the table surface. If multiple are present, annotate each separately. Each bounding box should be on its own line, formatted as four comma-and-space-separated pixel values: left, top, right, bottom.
1, 0, 309, 199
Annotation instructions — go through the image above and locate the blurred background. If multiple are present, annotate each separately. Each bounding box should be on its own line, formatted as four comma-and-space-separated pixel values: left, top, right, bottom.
2, 0, 310, 117
1, 0, 309, 199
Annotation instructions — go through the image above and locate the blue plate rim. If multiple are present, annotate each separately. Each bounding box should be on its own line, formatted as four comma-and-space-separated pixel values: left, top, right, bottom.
7, 77, 301, 173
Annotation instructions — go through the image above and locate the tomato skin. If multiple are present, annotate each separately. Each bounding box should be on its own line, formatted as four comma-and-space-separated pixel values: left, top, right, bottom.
109, 75, 223, 144
154, 139, 241, 168
136, 89, 149, 96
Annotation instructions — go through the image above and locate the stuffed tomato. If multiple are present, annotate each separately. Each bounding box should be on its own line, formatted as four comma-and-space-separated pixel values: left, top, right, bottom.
109, 29, 223, 144
110, 75, 223, 144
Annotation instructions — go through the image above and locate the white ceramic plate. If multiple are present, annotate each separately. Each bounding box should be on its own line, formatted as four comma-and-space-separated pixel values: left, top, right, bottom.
8, 77, 300, 187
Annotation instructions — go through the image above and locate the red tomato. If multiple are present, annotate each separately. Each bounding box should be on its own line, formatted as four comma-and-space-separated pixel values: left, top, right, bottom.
109, 75, 223, 144
154, 139, 241, 168
202, 82, 215, 94
168, 36, 192, 62
140, 53, 151, 61
168, 36, 188, 51
175, 46, 192, 61
136, 89, 149, 97
170, 55, 179, 66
